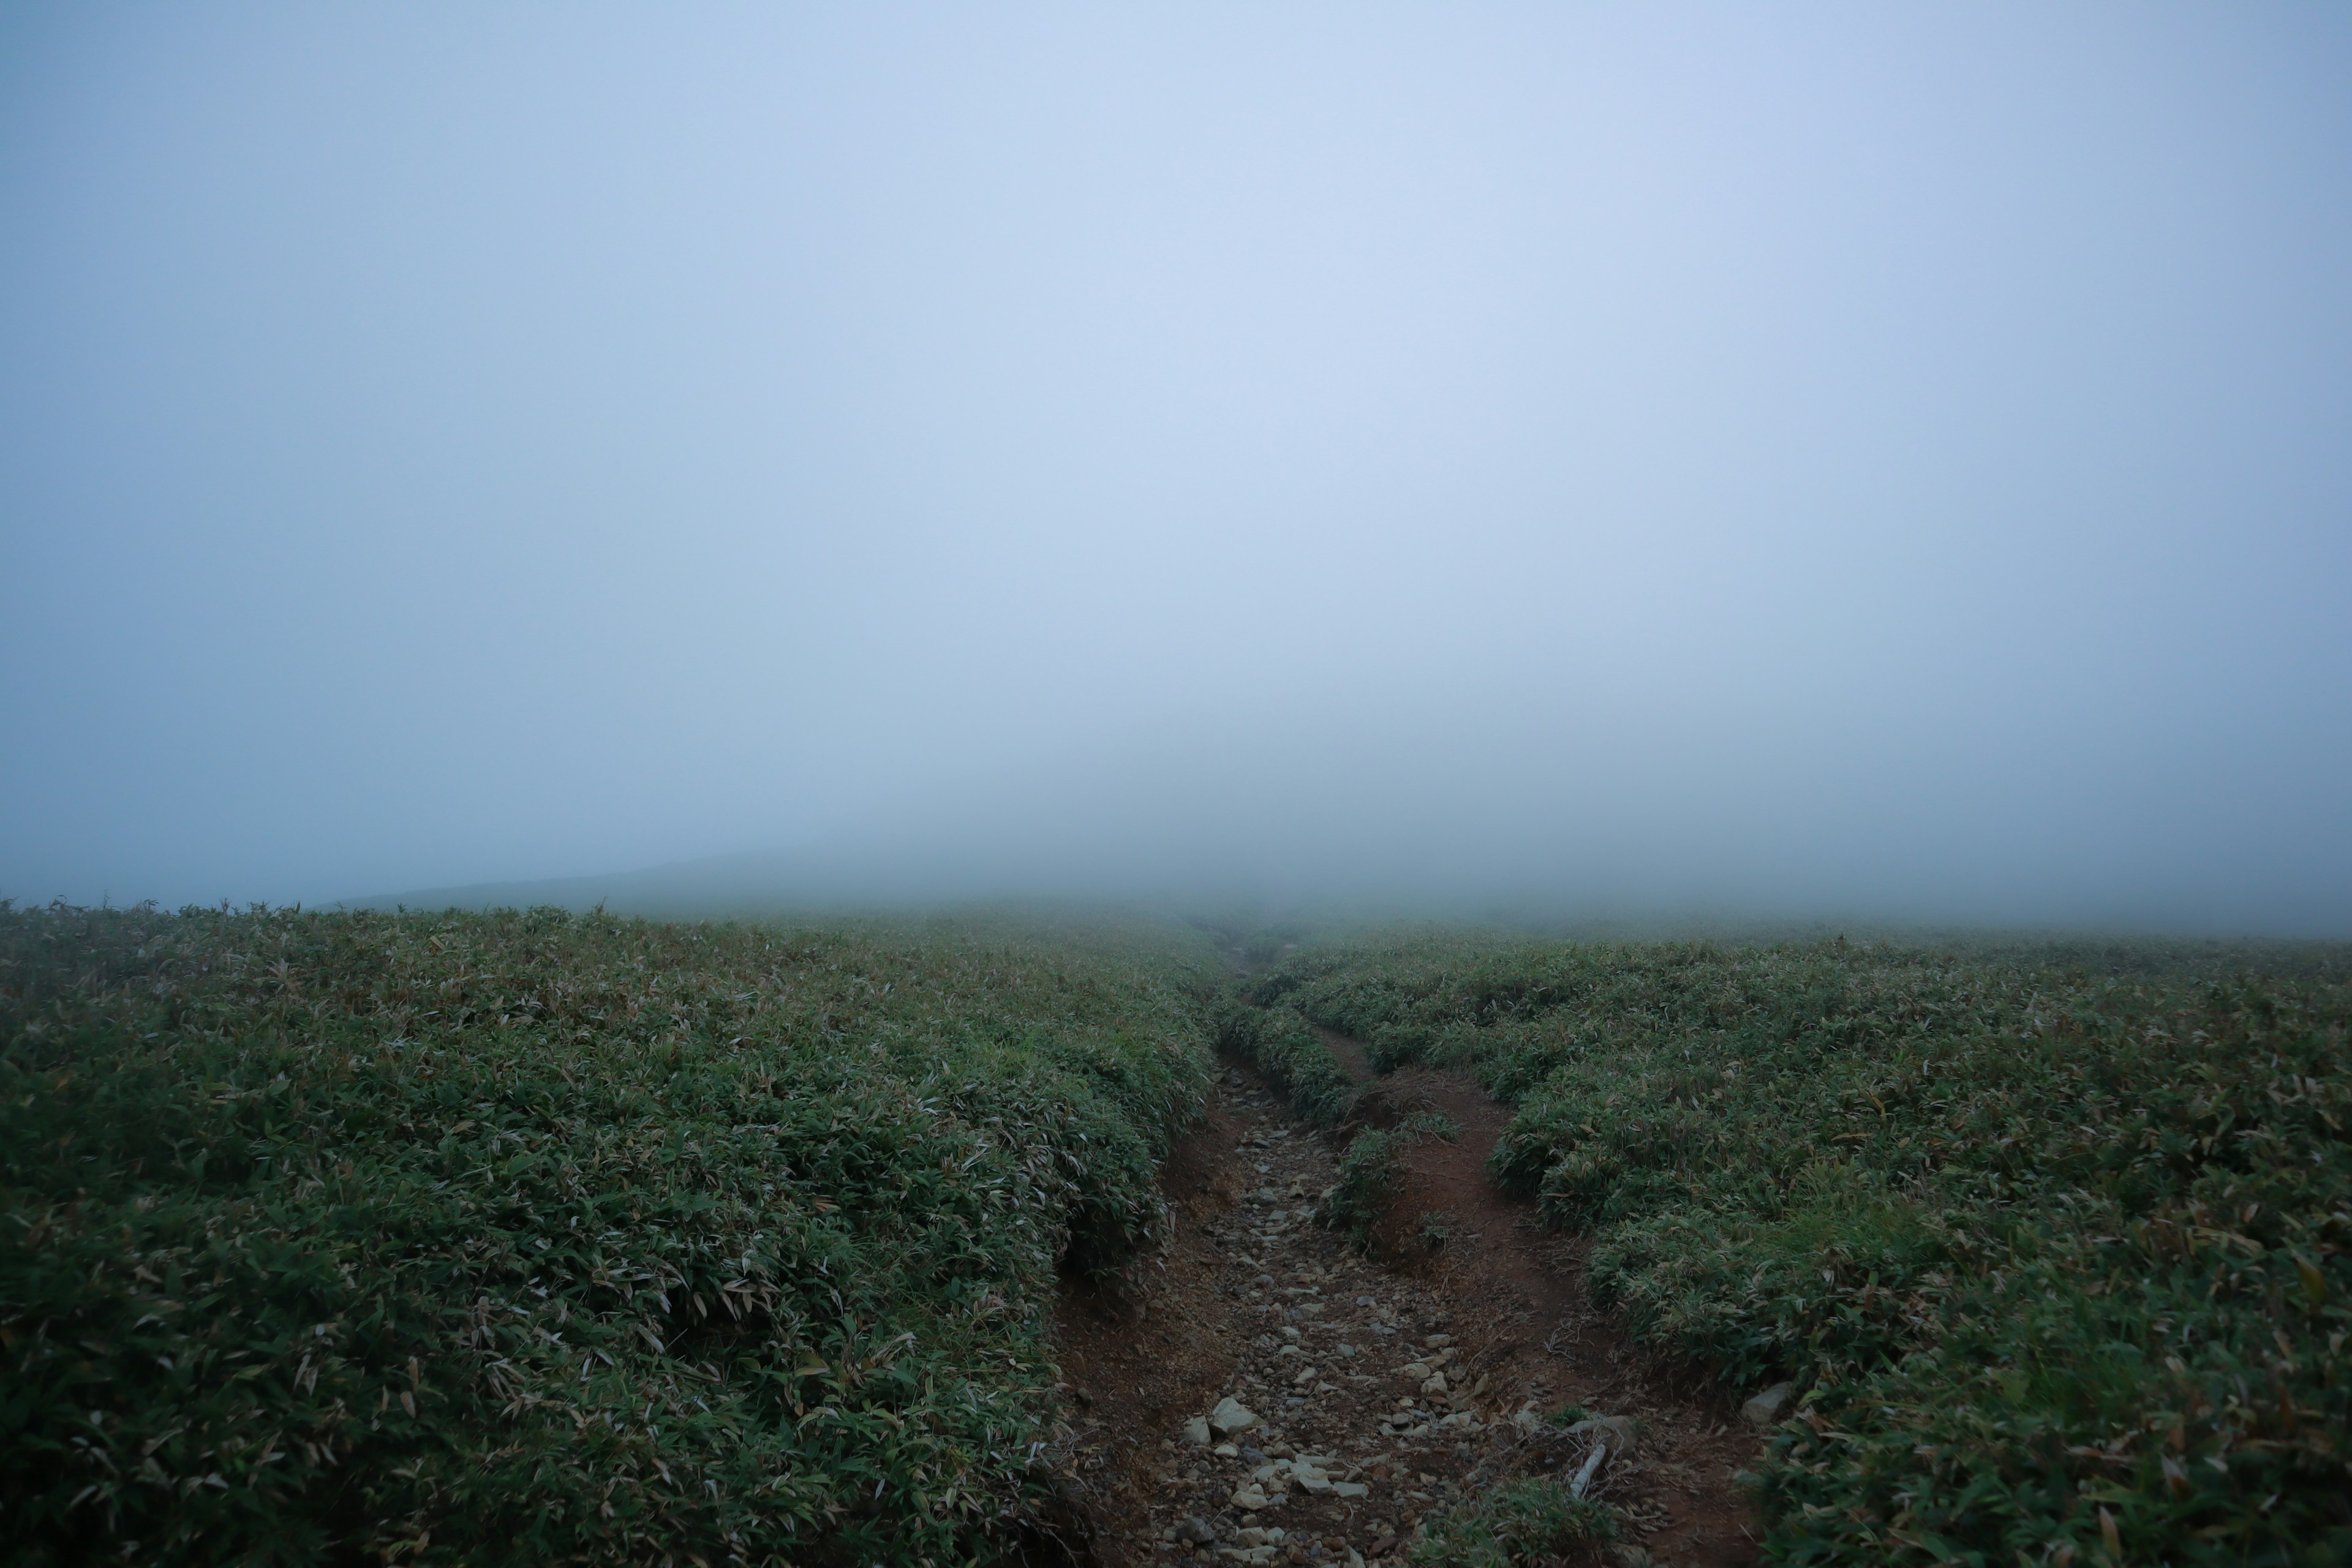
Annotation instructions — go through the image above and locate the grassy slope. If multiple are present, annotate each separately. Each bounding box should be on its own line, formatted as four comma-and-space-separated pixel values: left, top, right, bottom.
0, 903, 1219, 1566
1253, 932, 2352, 1567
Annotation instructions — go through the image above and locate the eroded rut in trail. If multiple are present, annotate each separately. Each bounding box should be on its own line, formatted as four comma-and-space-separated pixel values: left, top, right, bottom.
1053, 1039, 1763, 1568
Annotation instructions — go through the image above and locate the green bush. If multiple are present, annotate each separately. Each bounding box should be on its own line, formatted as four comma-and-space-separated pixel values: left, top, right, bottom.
1324, 1128, 1406, 1250
0, 902, 1218, 1566
1408, 1475, 1615, 1566
1324, 1110, 1458, 1251
1214, 1003, 1355, 1125
1259, 932, 2352, 1566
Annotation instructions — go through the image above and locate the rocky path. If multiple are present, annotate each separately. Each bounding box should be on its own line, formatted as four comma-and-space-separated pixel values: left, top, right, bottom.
1052, 1050, 1762, 1568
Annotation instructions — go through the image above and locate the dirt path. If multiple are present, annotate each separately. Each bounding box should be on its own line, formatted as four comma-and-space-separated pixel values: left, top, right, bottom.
1053, 1038, 1761, 1568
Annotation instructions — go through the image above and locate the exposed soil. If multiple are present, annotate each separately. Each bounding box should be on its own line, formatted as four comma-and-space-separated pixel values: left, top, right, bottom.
1051, 1031, 1762, 1568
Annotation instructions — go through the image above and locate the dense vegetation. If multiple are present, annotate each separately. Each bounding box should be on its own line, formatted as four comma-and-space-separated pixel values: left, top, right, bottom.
17, 900, 2348, 1566
1251, 932, 2352, 1567
1213, 1001, 1355, 1126
0, 902, 1219, 1566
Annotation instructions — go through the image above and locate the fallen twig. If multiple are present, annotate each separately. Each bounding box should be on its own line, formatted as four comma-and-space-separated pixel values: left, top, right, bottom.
1570, 1439, 1607, 1500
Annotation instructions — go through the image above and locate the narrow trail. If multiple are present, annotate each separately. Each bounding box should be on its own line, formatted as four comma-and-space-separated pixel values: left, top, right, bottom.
1316, 1033, 1760, 1566
1052, 1031, 1763, 1568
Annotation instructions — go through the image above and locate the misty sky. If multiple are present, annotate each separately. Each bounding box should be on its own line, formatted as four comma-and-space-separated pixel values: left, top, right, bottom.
4, 4, 2349, 932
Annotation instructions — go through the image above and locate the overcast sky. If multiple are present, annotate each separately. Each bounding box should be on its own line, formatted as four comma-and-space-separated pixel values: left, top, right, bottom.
4, 4, 2348, 932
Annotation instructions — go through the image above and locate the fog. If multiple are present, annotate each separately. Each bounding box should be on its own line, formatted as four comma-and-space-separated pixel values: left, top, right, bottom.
4, 5, 2349, 933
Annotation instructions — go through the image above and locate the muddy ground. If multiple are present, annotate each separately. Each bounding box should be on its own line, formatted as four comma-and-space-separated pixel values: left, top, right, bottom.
1051, 1033, 1764, 1567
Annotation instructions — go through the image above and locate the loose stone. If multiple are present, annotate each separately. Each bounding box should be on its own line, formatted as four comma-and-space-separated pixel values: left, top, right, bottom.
1741, 1382, 1794, 1427
1211, 1396, 1261, 1436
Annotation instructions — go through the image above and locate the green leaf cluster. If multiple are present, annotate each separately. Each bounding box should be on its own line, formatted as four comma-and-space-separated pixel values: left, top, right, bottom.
1406, 1474, 1615, 1566
1213, 1002, 1355, 1126
1324, 1128, 1406, 1251
1324, 1112, 1455, 1253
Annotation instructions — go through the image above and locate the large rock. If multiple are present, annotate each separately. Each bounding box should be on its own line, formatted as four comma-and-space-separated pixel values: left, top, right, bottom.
1210, 1396, 1260, 1436
1230, 1483, 1273, 1512
1741, 1382, 1794, 1427
1182, 1415, 1211, 1446
1565, 1415, 1638, 1456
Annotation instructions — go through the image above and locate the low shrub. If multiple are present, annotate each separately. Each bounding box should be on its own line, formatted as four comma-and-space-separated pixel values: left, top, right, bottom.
1324, 1110, 1460, 1251
0, 902, 1218, 1566
1324, 1128, 1407, 1250
1408, 1475, 1616, 1566
1215, 1003, 1355, 1125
